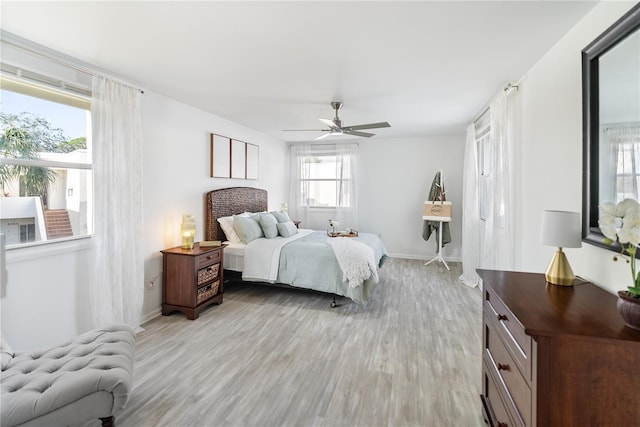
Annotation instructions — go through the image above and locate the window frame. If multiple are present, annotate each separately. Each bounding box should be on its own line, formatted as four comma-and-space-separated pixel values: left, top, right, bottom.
298, 152, 354, 210
1, 80, 93, 251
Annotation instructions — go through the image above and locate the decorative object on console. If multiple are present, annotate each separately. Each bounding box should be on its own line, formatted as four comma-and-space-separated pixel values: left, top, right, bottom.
181, 213, 196, 249
599, 198, 640, 329
540, 210, 581, 286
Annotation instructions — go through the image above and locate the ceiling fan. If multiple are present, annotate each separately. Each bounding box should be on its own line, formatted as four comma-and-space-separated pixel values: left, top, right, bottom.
283, 102, 390, 140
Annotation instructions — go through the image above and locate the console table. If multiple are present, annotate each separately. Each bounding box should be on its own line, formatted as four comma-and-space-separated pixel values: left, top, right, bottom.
478, 269, 640, 426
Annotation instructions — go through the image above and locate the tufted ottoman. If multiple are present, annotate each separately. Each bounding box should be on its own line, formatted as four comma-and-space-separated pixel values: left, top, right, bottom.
1, 324, 136, 427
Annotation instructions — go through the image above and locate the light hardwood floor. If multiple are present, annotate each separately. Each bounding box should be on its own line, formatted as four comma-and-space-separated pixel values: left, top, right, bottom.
113, 258, 485, 427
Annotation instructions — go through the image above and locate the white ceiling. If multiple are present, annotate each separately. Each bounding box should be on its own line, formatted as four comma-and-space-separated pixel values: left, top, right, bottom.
1, 1, 597, 142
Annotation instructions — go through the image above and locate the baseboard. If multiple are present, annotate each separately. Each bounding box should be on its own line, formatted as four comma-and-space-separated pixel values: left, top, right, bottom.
386, 253, 461, 263
140, 307, 162, 326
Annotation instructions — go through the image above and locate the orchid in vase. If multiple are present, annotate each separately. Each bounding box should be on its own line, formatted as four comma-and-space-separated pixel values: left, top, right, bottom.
599, 198, 640, 298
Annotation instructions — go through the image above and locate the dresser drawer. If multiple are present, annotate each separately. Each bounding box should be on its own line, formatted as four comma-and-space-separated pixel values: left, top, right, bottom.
485, 288, 531, 380
484, 318, 531, 426
483, 360, 516, 427
196, 250, 220, 268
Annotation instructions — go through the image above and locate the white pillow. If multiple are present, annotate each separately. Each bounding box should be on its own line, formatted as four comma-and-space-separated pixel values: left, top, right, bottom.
233, 214, 264, 243
277, 221, 298, 238
217, 216, 241, 243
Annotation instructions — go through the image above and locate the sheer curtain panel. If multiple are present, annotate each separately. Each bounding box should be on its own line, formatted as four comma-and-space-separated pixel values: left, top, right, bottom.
90, 76, 144, 330
460, 123, 480, 288
481, 90, 515, 271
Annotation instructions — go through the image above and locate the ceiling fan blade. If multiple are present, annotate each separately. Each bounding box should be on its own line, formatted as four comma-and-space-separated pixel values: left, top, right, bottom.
282, 129, 329, 132
345, 130, 374, 138
318, 118, 337, 128
315, 132, 333, 140
344, 122, 391, 131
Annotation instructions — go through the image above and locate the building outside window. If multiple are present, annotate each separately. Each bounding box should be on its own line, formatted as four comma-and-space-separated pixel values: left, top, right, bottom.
0, 77, 92, 247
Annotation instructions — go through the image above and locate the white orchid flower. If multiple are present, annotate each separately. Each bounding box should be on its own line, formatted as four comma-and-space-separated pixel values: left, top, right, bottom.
615, 198, 640, 217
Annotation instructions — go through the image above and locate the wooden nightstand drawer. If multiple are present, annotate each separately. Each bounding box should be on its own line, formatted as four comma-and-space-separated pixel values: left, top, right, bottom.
197, 264, 219, 286
196, 251, 220, 268
485, 288, 531, 379
196, 280, 220, 305
484, 318, 531, 426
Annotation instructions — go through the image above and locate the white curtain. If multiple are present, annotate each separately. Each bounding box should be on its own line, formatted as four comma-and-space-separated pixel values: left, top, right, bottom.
481, 90, 515, 270
333, 143, 358, 229
288, 142, 358, 230
90, 76, 144, 330
289, 143, 312, 226
460, 123, 480, 288
600, 124, 640, 203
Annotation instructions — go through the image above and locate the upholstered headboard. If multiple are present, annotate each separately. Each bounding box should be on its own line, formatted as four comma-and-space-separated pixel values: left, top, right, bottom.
204, 187, 268, 241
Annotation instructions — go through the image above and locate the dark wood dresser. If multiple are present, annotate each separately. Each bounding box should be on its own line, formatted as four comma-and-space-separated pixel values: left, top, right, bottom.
478, 269, 640, 427
161, 243, 225, 320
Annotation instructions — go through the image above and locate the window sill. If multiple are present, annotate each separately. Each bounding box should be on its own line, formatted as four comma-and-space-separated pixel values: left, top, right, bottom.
5, 236, 93, 263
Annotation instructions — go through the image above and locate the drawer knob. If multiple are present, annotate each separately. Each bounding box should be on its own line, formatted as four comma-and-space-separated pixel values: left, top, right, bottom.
498, 423, 508, 427
497, 313, 508, 321
497, 363, 510, 371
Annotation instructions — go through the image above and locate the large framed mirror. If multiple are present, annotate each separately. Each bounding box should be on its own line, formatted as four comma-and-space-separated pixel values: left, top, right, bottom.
582, 4, 640, 252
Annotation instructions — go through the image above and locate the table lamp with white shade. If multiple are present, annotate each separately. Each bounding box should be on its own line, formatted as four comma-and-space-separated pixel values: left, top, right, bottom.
540, 210, 582, 286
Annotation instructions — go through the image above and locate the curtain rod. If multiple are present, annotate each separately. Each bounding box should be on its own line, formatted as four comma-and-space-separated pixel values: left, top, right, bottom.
0, 30, 144, 94
472, 80, 520, 124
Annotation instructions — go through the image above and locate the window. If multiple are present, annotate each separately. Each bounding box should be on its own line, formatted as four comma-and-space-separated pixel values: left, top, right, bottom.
0, 76, 92, 247
601, 124, 640, 203
298, 151, 353, 208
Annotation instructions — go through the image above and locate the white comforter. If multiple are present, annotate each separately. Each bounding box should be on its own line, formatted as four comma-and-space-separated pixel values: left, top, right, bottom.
241, 229, 313, 282
326, 236, 378, 288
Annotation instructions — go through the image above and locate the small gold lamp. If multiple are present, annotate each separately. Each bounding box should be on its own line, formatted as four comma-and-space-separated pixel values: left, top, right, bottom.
180, 213, 196, 250
541, 210, 582, 286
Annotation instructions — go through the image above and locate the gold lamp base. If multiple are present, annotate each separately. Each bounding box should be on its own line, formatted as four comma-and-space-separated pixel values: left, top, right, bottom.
545, 247, 575, 286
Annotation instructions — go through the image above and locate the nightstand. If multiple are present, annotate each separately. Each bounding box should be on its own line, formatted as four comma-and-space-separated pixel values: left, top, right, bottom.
161, 243, 226, 320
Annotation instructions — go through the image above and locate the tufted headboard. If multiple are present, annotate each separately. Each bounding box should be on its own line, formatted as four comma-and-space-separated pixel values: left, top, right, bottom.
204, 187, 268, 241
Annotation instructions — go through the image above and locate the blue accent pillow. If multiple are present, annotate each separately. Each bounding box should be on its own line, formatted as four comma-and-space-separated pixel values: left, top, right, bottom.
258, 212, 279, 239
233, 214, 264, 243
277, 221, 298, 238
271, 211, 291, 223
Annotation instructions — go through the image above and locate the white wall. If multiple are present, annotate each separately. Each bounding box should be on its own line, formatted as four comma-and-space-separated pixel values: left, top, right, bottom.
516, 1, 637, 294
1, 91, 287, 350
140, 91, 287, 322
357, 135, 465, 261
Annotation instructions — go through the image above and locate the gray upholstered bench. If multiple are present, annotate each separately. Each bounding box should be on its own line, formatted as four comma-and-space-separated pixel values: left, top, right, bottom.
1, 324, 135, 427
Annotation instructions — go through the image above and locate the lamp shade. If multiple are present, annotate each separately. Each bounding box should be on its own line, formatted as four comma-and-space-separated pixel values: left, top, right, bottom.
540, 210, 582, 248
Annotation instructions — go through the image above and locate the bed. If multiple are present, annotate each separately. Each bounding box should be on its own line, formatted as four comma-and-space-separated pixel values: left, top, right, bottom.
204, 187, 388, 305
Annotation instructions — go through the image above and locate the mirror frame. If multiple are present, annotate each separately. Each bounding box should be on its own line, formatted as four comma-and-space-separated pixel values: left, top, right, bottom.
582, 4, 640, 252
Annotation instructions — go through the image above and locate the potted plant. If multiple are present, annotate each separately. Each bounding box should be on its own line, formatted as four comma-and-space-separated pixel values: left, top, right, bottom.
599, 198, 640, 330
